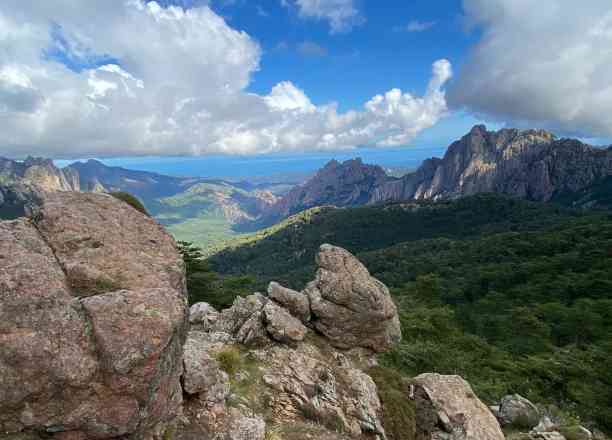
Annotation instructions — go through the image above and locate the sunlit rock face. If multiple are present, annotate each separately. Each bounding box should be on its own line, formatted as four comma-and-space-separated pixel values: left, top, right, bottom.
0, 191, 188, 439
371, 125, 612, 204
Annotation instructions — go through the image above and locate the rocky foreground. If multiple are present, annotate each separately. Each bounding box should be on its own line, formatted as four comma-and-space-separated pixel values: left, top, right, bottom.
0, 192, 599, 440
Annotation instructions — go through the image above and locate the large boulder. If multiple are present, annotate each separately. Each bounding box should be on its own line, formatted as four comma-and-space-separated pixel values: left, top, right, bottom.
0, 192, 188, 439
499, 394, 540, 428
29, 192, 185, 295
304, 244, 401, 352
414, 373, 505, 440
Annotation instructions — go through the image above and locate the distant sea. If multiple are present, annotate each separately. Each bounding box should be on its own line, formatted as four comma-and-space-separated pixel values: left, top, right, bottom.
56, 146, 448, 180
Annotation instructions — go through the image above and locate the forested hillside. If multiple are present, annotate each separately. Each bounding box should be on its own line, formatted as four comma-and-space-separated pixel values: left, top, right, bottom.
204, 194, 612, 431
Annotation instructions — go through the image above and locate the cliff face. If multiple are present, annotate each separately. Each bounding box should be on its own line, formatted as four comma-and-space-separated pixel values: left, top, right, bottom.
262, 158, 392, 225
370, 125, 612, 204
0, 157, 80, 192
0, 157, 81, 219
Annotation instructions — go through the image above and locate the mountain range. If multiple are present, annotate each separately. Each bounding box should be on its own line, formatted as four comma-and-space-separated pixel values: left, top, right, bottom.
256, 125, 612, 227
371, 125, 612, 204
2, 125, 611, 245
0, 157, 285, 249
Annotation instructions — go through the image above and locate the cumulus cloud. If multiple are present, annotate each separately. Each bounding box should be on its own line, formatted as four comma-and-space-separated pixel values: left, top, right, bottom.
0, 0, 451, 158
449, 0, 612, 137
285, 0, 364, 34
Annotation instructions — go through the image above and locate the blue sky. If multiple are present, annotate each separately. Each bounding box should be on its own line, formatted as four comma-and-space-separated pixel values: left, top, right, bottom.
1, 0, 611, 162
198, 0, 484, 146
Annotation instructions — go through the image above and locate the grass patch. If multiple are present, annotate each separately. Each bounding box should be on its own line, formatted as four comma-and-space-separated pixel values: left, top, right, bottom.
368, 366, 416, 440
216, 347, 241, 376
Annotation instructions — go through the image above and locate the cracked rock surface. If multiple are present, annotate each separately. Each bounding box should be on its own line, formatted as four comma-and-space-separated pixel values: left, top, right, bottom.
0, 192, 188, 439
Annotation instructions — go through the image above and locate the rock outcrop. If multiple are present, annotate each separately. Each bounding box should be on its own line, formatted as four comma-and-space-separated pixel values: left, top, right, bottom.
175, 245, 507, 440
179, 301, 388, 439
0, 157, 80, 220
305, 244, 402, 352
209, 244, 401, 353
371, 125, 612, 204
0, 192, 188, 439
414, 373, 505, 440
176, 245, 404, 439
498, 394, 541, 428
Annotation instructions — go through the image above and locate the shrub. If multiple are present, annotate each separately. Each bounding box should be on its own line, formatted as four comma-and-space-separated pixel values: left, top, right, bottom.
368, 366, 416, 440
110, 192, 149, 216
216, 347, 241, 376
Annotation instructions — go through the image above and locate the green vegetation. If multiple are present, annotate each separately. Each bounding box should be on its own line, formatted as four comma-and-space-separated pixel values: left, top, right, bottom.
178, 241, 256, 308
553, 176, 612, 210
216, 347, 242, 376
210, 195, 588, 289
150, 181, 291, 254
207, 194, 612, 432
109, 191, 149, 216
368, 366, 416, 440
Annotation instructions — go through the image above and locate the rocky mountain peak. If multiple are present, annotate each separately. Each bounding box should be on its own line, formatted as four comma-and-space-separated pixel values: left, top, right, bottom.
23, 156, 55, 168
0, 156, 80, 194
260, 158, 392, 225
371, 126, 611, 204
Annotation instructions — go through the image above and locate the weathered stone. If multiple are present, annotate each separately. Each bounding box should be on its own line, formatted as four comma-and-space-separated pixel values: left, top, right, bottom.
226, 408, 266, 440
260, 341, 386, 438
30, 191, 185, 295
81, 287, 186, 424
0, 219, 98, 433
532, 432, 567, 440
214, 293, 270, 346
268, 281, 311, 322
189, 302, 219, 331
182, 331, 230, 400
532, 416, 556, 433
263, 301, 307, 343
0, 192, 188, 439
304, 244, 401, 352
499, 394, 540, 428
414, 373, 504, 440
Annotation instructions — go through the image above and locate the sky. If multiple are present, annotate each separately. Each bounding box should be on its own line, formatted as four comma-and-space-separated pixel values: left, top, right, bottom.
1, 0, 612, 161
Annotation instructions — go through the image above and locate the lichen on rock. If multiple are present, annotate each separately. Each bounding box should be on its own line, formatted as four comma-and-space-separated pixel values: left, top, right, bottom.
0, 192, 188, 439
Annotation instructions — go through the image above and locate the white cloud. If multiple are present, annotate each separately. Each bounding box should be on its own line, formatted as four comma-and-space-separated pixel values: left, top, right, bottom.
297, 41, 328, 56
449, 0, 612, 137
256, 5, 269, 17
286, 0, 364, 34
0, 0, 451, 158
264, 82, 316, 112
394, 20, 436, 33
